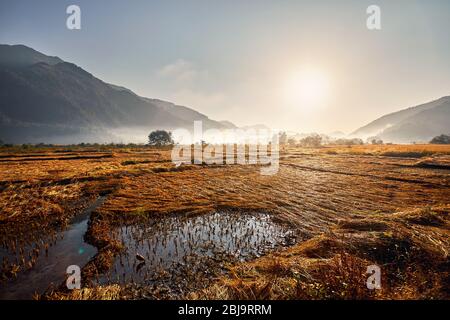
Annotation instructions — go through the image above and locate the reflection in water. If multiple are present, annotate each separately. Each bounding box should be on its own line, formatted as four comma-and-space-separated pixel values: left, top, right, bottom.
0, 208, 297, 299
0, 197, 104, 300
99, 212, 296, 287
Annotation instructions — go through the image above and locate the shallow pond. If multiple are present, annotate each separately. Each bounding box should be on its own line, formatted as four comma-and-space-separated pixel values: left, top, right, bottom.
98, 211, 297, 289
0, 197, 104, 300
1, 206, 297, 299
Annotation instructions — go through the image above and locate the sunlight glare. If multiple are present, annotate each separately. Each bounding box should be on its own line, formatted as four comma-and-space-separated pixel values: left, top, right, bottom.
284, 67, 331, 110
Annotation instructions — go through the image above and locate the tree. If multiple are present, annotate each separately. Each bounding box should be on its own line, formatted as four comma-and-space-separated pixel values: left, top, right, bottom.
287, 138, 297, 146
370, 138, 383, 145
299, 134, 322, 147
278, 132, 288, 145
430, 134, 450, 144
333, 138, 364, 146
148, 130, 174, 146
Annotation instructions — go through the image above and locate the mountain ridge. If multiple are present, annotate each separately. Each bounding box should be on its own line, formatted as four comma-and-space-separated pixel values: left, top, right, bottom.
0, 44, 232, 144
352, 96, 450, 143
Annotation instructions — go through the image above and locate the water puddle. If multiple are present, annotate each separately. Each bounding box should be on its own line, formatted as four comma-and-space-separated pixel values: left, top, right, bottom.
0, 197, 105, 300
1, 207, 297, 299
98, 211, 297, 291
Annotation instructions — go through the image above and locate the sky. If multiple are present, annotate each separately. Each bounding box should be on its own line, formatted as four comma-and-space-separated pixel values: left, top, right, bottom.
1, 0, 450, 133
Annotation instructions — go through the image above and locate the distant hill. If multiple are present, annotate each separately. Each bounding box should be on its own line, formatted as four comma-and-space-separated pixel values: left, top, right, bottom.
0, 44, 229, 144
241, 124, 271, 131
352, 96, 450, 143
218, 120, 238, 129
327, 131, 346, 138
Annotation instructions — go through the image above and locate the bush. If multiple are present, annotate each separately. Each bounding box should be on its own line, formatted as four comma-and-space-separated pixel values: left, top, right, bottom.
299, 134, 322, 147
121, 160, 139, 166
278, 132, 288, 145
332, 138, 364, 146
430, 134, 450, 144
371, 138, 383, 145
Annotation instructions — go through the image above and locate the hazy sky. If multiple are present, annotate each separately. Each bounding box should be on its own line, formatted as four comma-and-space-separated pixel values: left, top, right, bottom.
1, 0, 449, 133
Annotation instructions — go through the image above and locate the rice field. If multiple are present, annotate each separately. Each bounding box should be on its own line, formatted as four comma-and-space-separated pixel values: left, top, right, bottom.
0, 145, 449, 299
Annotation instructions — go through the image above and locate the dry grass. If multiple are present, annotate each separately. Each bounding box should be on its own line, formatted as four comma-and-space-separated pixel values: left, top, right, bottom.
190, 205, 449, 300
42, 285, 122, 300
320, 144, 450, 157
1, 145, 449, 299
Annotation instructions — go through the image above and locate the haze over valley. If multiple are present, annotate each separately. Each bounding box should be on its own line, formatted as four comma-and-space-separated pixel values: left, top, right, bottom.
1, 44, 448, 145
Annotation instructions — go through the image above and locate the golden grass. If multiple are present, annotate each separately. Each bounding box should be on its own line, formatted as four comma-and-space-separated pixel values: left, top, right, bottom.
42, 285, 122, 300
320, 144, 450, 157
190, 205, 450, 300
1, 145, 449, 299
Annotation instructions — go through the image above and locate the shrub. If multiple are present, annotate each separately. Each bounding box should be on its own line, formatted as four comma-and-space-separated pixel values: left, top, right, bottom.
371, 139, 383, 145
299, 134, 322, 147
278, 132, 288, 145
332, 138, 364, 146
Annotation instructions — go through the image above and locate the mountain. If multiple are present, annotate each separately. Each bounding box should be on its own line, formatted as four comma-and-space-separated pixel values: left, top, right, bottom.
218, 120, 238, 129
327, 131, 346, 138
241, 124, 271, 131
352, 96, 450, 143
0, 44, 63, 68
0, 44, 229, 144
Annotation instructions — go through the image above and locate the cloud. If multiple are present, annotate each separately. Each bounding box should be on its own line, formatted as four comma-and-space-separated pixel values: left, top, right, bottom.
155, 59, 226, 117
157, 59, 200, 86
157, 59, 211, 90
171, 88, 226, 110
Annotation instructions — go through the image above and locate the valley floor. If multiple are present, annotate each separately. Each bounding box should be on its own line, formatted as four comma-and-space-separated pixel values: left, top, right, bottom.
0, 144, 449, 299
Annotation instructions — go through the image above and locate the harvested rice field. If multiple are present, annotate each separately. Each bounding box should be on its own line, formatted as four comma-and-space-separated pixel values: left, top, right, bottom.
0, 145, 449, 300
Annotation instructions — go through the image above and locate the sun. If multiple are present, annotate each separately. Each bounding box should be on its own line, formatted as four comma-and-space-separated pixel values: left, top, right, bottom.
283, 67, 330, 109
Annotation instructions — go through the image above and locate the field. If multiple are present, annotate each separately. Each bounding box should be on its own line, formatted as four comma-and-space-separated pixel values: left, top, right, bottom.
0, 144, 449, 300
